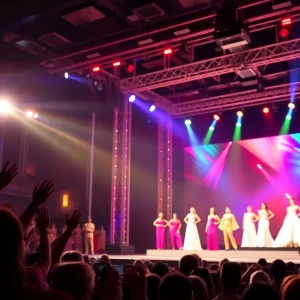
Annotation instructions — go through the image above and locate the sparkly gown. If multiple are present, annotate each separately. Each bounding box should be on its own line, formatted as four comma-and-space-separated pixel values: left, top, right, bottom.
241, 212, 257, 247
156, 219, 167, 249
256, 210, 274, 247
183, 214, 202, 251
206, 216, 219, 250
273, 206, 300, 247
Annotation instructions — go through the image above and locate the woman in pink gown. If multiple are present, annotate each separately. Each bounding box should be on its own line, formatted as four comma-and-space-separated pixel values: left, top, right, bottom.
168, 213, 183, 250
206, 207, 220, 250
153, 212, 168, 249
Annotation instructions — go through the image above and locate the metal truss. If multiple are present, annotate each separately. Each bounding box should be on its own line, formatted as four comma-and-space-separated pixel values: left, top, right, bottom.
135, 90, 173, 111
173, 82, 300, 117
119, 38, 300, 93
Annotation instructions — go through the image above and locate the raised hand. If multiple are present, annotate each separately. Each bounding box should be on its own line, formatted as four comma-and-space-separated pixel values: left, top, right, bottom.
32, 180, 55, 206
0, 161, 18, 190
66, 210, 83, 232
36, 206, 50, 230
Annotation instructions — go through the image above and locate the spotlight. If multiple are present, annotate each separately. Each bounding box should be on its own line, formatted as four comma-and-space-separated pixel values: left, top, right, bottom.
237, 111, 243, 117
113, 61, 121, 67
129, 95, 136, 103
279, 16, 292, 38
149, 104, 156, 112
26, 110, 34, 118
262, 107, 269, 114
285, 193, 291, 199
164, 48, 172, 55
92, 66, 100, 72
286, 115, 292, 120
185, 119, 192, 125
288, 102, 295, 109
213, 114, 220, 121
257, 164, 262, 170
209, 126, 215, 131
236, 122, 241, 127
0, 101, 12, 114
64, 72, 69, 79
126, 64, 134, 73
34, 113, 39, 119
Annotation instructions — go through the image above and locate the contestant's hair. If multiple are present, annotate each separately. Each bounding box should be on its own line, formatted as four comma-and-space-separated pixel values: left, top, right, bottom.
261, 202, 269, 211
211, 207, 217, 215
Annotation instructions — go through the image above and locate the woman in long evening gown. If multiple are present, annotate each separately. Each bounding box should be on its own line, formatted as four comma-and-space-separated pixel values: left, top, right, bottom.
256, 202, 274, 247
183, 207, 202, 251
273, 198, 300, 247
153, 212, 168, 250
168, 213, 183, 250
241, 206, 258, 247
219, 207, 239, 250
206, 207, 220, 250
73, 224, 82, 252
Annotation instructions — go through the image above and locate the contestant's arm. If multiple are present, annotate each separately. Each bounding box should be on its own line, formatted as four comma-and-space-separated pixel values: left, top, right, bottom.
195, 214, 201, 223
214, 215, 221, 224
153, 218, 158, 226
164, 219, 168, 227
167, 219, 172, 227
242, 214, 245, 229
184, 215, 188, 224
205, 216, 209, 232
253, 213, 259, 222
178, 220, 182, 231
268, 210, 275, 220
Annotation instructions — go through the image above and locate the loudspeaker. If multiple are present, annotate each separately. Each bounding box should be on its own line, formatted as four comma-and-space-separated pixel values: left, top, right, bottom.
106, 244, 135, 254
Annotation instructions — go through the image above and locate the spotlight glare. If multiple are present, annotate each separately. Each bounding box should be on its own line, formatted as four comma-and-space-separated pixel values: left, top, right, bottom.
285, 193, 291, 199
236, 122, 241, 127
0, 101, 12, 114
263, 107, 269, 114
288, 102, 295, 109
92, 66, 100, 72
26, 110, 34, 118
129, 95, 136, 103
286, 115, 292, 120
64, 72, 69, 79
237, 111, 243, 117
164, 48, 172, 55
113, 61, 121, 67
149, 104, 156, 112
185, 119, 192, 125
209, 126, 214, 131
257, 164, 262, 170
34, 113, 38, 119
213, 114, 220, 121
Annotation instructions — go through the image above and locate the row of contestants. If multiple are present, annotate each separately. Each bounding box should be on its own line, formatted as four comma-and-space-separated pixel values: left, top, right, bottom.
153, 198, 300, 250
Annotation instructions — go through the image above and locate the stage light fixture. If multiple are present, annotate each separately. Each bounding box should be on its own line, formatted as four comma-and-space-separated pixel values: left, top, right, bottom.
288, 102, 295, 109
26, 110, 34, 118
257, 164, 262, 170
213, 114, 220, 121
279, 16, 292, 38
149, 104, 156, 112
113, 61, 121, 67
263, 107, 269, 114
129, 95, 136, 103
0, 101, 12, 114
164, 48, 172, 55
126, 64, 134, 73
92, 66, 100, 72
185, 119, 192, 125
64, 72, 69, 79
237, 110, 243, 117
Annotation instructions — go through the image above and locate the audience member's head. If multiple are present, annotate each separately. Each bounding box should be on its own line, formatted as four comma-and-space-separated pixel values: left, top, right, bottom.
61, 251, 84, 263
282, 275, 300, 300
152, 262, 169, 278
271, 260, 287, 281
219, 258, 229, 270
51, 262, 95, 300
191, 267, 215, 299
179, 255, 200, 276
189, 275, 208, 300
242, 282, 279, 300
159, 273, 193, 300
221, 262, 241, 291
209, 264, 219, 272
250, 270, 272, 285
31, 290, 74, 300
146, 274, 160, 300
100, 254, 111, 264
83, 255, 91, 266
0, 208, 26, 293
193, 254, 203, 267
202, 260, 209, 268
134, 260, 150, 275
239, 262, 249, 275
281, 275, 297, 295
286, 262, 297, 275
258, 258, 268, 267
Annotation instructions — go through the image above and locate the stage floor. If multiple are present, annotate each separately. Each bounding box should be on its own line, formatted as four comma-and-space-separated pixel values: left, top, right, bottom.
94, 249, 300, 264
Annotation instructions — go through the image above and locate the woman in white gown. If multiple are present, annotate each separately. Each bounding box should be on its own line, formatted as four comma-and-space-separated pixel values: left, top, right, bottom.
183, 207, 202, 250
273, 198, 300, 247
241, 206, 258, 247
256, 203, 274, 247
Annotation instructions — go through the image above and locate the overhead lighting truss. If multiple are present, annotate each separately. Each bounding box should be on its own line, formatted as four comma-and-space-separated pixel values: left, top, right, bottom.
119, 38, 300, 92
172, 82, 300, 117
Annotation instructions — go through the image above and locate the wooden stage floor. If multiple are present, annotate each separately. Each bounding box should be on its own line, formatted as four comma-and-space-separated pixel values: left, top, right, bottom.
93, 249, 300, 264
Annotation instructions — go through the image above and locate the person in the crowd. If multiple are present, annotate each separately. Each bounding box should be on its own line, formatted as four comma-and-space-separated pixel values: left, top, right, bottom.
189, 275, 208, 300
61, 251, 84, 263
82, 218, 95, 255
146, 274, 160, 300
51, 262, 95, 300
286, 262, 297, 275
242, 283, 279, 300
271, 259, 287, 294
219, 258, 229, 270
281, 275, 300, 300
159, 273, 193, 300
99, 254, 111, 264
151, 262, 169, 278
249, 270, 272, 285
209, 264, 219, 272
258, 258, 268, 267
179, 254, 200, 276
214, 262, 242, 300
191, 267, 215, 299
49, 223, 58, 244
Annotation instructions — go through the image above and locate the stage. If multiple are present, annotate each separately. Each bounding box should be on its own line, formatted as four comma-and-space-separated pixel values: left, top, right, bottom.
93, 249, 300, 264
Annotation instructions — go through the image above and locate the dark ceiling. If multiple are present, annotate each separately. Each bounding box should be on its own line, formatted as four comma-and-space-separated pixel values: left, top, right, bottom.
1, 0, 300, 106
